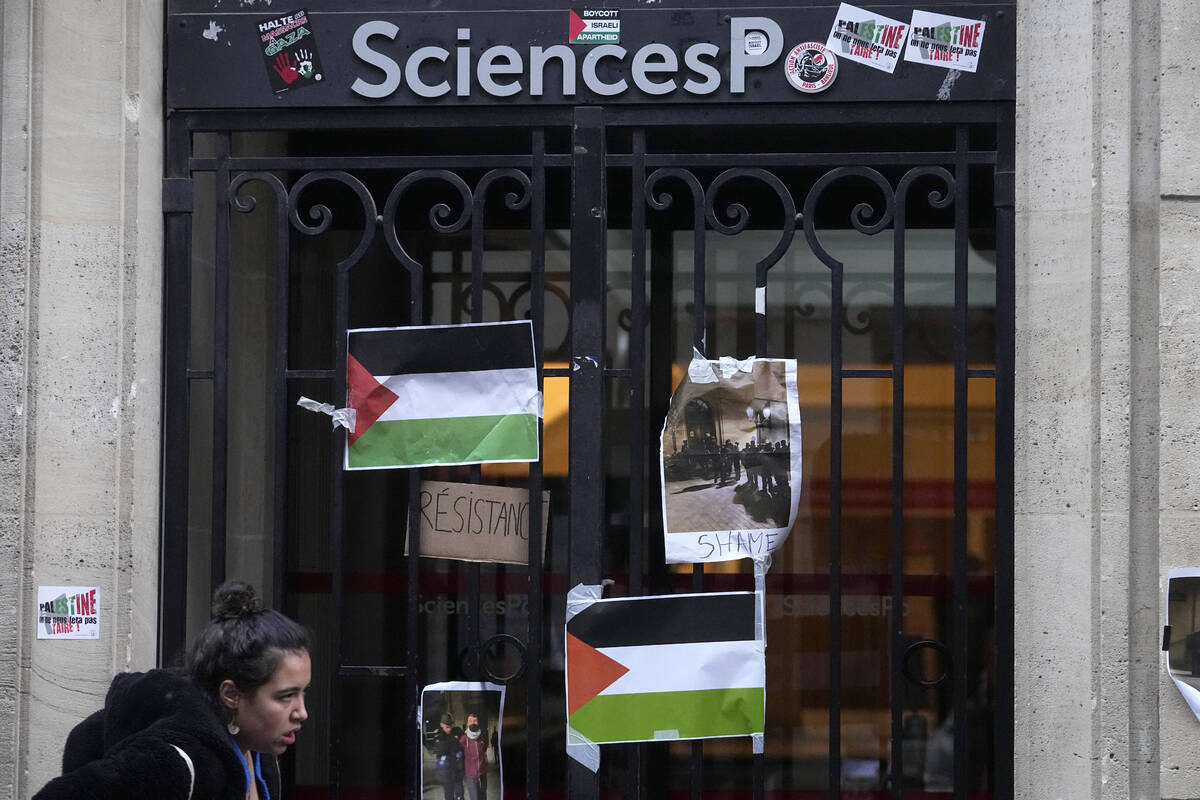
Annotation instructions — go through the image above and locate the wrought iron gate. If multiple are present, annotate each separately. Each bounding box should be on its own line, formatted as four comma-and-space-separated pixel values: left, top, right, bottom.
162, 103, 1014, 799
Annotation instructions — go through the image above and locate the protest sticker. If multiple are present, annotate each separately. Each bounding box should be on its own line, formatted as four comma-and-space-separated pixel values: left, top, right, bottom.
903, 10, 986, 73
568, 9, 621, 45
826, 3, 909, 74
36, 586, 99, 640
420, 682, 505, 800
258, 8, 323, 93
659, 355, 802, 563
405, 480, 550, 566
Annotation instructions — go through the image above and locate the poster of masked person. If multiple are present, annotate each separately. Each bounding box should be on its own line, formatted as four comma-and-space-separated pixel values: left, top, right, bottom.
660, 355, 801, 563
420, 682, 505, 800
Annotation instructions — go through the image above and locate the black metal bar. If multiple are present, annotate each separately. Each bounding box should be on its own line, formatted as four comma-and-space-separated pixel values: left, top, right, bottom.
171, 101, 1003, 134
993, 112, 1016, 800
566, 106, 606, 800
621, 151, 997, 168
284, 369, 336, 379
626, 127, 648, 800
210, 133, 232, 591
405, 266, 425, 800
526, 126, 548, 800
828, 220, 844, 800
193, 154, 572, 171
328, 252, 351, 800
271, 181, 291, 610
952, 125, 971, 800
647, 226, 673, 585
843, 369, 893, 378
189, 150, 998, 173
466, 170, 486, 672
160, 118, 194, 667
339, 665, 409, 678
889, 171, 908, 800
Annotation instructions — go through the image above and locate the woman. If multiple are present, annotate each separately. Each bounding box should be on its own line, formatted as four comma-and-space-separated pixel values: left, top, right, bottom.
34, 581, 310, 799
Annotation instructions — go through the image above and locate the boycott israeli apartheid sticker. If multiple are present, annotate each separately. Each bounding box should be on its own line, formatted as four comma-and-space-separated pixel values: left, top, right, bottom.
903, 9, 986, 73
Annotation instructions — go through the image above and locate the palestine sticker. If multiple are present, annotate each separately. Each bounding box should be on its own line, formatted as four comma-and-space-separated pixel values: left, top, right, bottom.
784, 41, 838, 94
258, 8, 323, 93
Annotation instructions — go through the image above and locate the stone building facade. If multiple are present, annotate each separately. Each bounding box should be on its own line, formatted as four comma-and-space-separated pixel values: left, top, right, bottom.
0, 0, 1197, 797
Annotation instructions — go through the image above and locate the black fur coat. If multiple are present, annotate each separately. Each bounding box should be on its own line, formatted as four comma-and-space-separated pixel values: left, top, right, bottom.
33, 669, 281, 800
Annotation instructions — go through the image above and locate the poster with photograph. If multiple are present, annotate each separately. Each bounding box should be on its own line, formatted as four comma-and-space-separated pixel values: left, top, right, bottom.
1165, 568, 1200, 721
659, 356, 801, 563
420, 681, 505, 800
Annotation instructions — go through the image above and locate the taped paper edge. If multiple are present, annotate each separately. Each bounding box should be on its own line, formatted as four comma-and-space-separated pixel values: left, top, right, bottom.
566, 581, 611, 623
567, 730, 601, 773
660, 358, 802, 564
297, 395, 357, 433
755, 286, 765, 314
754, 555, 771, 645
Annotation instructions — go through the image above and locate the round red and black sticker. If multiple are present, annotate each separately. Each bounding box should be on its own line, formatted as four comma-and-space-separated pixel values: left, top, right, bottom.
784, 42, 838, 94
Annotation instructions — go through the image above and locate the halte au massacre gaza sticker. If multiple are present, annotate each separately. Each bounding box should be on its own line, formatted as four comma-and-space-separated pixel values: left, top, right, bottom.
258, 8, 323, 94
784, 41, 838, 93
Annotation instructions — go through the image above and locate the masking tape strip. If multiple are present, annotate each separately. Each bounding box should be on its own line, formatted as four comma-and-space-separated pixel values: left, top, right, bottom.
755, 286, 766, 315
567, 731, 601, 773
688, 348, 718, 384
296, 396, 357, 433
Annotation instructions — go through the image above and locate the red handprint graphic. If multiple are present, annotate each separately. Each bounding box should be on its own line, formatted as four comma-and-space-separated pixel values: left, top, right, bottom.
273, 52, 300, 85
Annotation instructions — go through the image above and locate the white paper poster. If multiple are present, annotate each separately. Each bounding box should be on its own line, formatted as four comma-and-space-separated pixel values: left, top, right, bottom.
659, 355, 801, 563
904, 10, 986, 73
1165, 569, 1200, 721
36, 586, 100, 640
420, 681, 505, 800
826, 3, 910, 74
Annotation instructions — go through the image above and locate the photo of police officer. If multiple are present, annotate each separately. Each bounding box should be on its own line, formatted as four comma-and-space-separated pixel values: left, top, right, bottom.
661, 360, 794, 534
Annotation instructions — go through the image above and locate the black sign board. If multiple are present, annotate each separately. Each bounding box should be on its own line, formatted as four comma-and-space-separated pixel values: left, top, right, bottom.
167, 3, 1014, 110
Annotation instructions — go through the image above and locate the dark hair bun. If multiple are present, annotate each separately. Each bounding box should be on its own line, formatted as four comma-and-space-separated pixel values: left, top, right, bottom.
211, 580, 262, 621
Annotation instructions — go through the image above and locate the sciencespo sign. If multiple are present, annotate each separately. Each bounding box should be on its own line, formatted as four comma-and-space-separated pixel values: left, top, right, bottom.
166, 5, 1013, 108
348, 16, 786, 100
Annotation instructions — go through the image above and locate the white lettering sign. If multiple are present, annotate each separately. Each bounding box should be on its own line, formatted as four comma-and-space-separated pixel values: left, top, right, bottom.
350, 19, 783, 100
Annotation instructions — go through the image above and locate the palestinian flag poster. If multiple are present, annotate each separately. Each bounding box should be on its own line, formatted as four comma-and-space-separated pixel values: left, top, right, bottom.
566, 591, 765, 746
346, 321, 542, 470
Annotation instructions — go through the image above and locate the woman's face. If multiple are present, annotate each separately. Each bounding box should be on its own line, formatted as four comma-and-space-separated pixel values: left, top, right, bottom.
231, 650, 311, 755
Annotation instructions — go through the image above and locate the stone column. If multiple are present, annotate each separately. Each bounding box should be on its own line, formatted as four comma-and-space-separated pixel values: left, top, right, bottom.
0, 2, 163, 797
1157, 0, 1200, 795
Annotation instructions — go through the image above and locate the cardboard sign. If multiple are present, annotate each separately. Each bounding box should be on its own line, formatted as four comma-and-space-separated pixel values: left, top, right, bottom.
36, 586, 100, 640
406, 481, 549, 566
